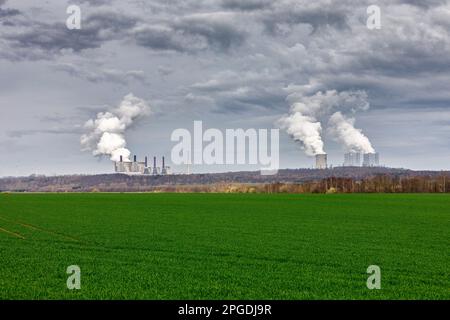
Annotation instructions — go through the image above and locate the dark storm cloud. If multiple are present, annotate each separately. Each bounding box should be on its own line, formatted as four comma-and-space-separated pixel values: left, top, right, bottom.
319, 7, 450, 102
0, 7, 19, 17
8, 22, 105, 52
133, 26, 187, 52
4, 10, 139, 59
0, 0, 20, 18
2, 6, 246, 59
173, 13, 246, 51
1, 0, 450, 174
134, 13, 246, 53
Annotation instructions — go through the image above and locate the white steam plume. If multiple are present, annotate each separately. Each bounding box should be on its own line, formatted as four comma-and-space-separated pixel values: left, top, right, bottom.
278, 89, 374, 155
278, 112, 324, 156
328, 112, 375, 153
80, 93, 151, 162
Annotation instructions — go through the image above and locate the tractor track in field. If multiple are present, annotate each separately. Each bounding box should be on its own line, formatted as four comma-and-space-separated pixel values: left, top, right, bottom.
0, 215, 82, 243
0, 226, 25, 239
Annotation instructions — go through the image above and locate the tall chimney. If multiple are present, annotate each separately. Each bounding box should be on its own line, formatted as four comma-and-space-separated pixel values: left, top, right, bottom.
145, 156, 148, 167
120, 155, 123, 162
134, 155, 137, 162
162, 156, 165, 169
153, 156, 156, 168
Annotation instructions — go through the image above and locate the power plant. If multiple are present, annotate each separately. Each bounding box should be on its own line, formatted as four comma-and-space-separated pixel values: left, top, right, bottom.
314, 152, 381, 169
344, 152, 361, 167
362, 152, 379, 167
343, 152, 380, 167
315, 154, 328, 169
114, 155, 171, 175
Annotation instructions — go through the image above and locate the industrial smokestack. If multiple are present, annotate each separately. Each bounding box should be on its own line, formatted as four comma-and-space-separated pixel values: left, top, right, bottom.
162, 156, 165, 169
315, 154, 327, 169
134, 155, 137, 162
120, 155, 123, 162
152, 156, 158, 175
145, 156, 148, 167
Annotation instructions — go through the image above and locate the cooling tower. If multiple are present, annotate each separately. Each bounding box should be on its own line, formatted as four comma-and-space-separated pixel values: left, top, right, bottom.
362, 153, 379, 167
344, 152, 361, 167
315, 154, 327, 169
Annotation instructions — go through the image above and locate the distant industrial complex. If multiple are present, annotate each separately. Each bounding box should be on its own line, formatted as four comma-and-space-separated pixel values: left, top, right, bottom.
315, 152, 380, 169
114, 152, 380, 174
114, 155, 171, 175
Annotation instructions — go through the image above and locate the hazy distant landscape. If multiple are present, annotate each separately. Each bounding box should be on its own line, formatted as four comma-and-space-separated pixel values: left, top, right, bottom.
0, 167, 448, 193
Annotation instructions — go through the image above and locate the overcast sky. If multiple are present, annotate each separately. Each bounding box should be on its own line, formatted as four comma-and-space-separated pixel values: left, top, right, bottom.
0, 0, 449, 176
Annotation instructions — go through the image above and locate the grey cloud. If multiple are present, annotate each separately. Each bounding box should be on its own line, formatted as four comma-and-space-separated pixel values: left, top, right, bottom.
134, 13, 246, 53
214, 88, 285, 113
173, 13, 246, 51
8, 22, 105, 52
78, 0, 115, 6
397, 0, 447, 8
3, 10, 139, 59
2, 3, 247, 60
157, 65, 174, 77
7, 128, 81, 138
265, 1, 450, 112
0, 7, 19, 18
52, 62, 147, 85
221, 0, 272, 11
261, 4, 349, 35
189, 70, 287, 113
39, 114, 71, 123
0, 0, 20, 18
134, 26, 187, 52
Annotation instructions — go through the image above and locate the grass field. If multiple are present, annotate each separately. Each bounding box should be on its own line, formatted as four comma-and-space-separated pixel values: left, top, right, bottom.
0, 193, 449, 300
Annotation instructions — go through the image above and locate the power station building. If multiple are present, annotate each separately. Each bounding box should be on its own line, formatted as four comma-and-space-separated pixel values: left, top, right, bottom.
343, 152, 380, 167
315, 154, 328, 169
344, 152, 361, 167
114, 155, 171, 175
362, 152, 380, 167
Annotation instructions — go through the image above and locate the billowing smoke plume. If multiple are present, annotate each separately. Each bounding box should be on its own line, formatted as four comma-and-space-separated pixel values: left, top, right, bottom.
278, 89, 374, 155
328, 112, 375, 153
278, 112, 324, 156
80, 93, 151, 161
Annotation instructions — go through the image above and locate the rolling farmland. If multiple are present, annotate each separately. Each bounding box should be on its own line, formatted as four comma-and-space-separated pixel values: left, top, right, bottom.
0, 193, 449, 299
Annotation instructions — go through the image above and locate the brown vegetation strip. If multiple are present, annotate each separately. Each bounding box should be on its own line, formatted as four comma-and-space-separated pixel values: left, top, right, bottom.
0, 226, 25, 239
16, 221, 81, 242
0, 215, 80, 242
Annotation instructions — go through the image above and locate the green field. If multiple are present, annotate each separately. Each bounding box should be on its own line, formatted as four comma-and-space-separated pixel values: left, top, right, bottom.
0, 193, 449, 299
